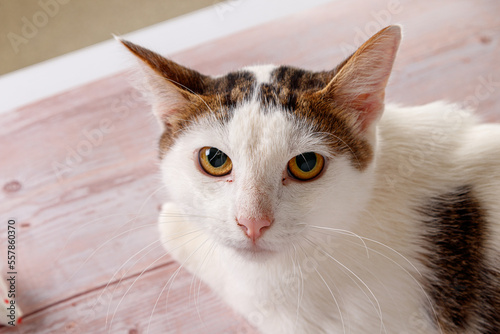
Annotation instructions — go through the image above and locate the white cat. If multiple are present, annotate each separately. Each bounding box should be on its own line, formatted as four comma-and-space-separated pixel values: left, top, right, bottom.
120, 25, 500, 333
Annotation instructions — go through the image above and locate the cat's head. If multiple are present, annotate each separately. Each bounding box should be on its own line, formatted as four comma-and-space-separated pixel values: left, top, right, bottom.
121, 25, 401, 258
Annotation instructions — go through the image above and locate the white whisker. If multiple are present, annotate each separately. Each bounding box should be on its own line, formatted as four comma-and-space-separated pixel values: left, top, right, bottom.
341, 236, 440, 332
146, 238, 210, 333
92, 238, 161, 311
315, 267, 345, 334
69, 222, 167, 282
107, 230, 204, 332
303, 237, 386, 334
314, 131, 362, 169
190, 240, 217, 326
291, 243, 304, 327
307, 225, 369, 258
54, 212, 146, 267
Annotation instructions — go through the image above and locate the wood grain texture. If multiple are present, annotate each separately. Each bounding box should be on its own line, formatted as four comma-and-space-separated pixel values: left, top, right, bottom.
0, 0, 499, 332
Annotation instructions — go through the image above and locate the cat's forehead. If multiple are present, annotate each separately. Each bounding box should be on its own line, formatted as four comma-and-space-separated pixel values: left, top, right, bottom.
227, 100, 304, 158
223, 66, 334, 152
170, 65, 332, 136
207, 65, 334, 96
200, 65, 336, 105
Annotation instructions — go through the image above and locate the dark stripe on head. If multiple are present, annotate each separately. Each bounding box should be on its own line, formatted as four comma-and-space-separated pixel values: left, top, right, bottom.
119, 40, 258, 157
159, 70, 256, 157
271, 66, 336, 91
419, 186, 500, 333
208, 71, 256, 108
257, 65, 373, 170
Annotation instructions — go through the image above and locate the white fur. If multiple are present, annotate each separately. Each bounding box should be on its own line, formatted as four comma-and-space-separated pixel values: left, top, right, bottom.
242, 64, 276, 84
157, 64, 500, 333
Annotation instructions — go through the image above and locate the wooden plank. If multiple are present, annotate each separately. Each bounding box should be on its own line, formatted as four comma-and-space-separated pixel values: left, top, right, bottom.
0, 0, 499, 332
4, 263, 256, 334
0, 77, 170, 313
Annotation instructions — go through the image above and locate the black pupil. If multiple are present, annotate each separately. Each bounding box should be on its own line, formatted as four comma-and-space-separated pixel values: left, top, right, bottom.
206, 148, 227, 168
296, 152, 317, 172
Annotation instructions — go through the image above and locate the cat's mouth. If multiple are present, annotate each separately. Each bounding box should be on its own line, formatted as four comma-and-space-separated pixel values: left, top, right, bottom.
232, 241, 276, 259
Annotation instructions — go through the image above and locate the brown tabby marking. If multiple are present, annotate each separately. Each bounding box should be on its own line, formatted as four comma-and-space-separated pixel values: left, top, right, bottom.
122, 39, 373, 168
157, 70, 256, 157
119, 39, 257, 156
260, 65, 373, 170
420, 186, 500, 333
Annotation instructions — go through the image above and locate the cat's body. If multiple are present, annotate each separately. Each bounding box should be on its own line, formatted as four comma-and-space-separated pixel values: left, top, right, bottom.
120, 26, 500, 333
159, 101, 500, 334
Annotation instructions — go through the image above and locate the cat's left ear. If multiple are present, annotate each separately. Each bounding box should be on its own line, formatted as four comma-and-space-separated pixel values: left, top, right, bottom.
320, 25, 401, 132
117, 37, 212, 129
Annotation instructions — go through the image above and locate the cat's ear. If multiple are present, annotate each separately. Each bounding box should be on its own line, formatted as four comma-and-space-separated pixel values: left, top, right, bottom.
118, 38, 210, 128
320, 25, 401, 132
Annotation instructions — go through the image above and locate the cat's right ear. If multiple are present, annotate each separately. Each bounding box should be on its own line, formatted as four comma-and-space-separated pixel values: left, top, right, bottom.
117, 37, 210, 128
319, 25, 401, 134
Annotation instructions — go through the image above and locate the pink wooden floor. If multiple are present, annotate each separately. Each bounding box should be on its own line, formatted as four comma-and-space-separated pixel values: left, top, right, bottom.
1, 0, 499, 333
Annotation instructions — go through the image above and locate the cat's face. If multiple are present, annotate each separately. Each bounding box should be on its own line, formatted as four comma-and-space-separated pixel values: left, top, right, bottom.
161, 94, 374, 256
120, 26, 401, 258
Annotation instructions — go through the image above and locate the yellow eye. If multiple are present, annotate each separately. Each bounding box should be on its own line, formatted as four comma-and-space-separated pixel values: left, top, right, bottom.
199, 147, 233, 176
287, 152, 325, 181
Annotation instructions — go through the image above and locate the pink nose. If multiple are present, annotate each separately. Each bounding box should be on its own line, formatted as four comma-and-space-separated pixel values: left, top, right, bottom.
237, 217, 272, 242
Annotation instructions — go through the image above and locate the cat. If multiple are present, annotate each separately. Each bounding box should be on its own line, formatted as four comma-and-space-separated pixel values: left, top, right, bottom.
119, 25, 500, 333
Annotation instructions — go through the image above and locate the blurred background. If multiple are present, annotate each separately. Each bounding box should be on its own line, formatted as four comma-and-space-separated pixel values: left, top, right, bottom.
0, 0, 222, 75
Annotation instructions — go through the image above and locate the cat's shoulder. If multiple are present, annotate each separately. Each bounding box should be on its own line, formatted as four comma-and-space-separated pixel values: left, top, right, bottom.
382, 101, 480, 134
381, 101, 500, 160
375, 101, 500, 205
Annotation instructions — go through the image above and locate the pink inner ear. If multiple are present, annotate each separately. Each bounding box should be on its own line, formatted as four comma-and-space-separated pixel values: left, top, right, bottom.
324, 26, 401, 131
355, 92, 385, 131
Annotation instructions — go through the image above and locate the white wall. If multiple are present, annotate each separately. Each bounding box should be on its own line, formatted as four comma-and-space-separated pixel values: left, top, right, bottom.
0, 0, 333, 113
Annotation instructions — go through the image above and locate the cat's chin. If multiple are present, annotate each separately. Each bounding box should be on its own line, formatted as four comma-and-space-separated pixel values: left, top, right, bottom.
231, 243, 277, 260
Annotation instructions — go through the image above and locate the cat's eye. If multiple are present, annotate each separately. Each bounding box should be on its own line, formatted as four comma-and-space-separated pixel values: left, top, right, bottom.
287, 152, 325, 181
199, 147, 233, 176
